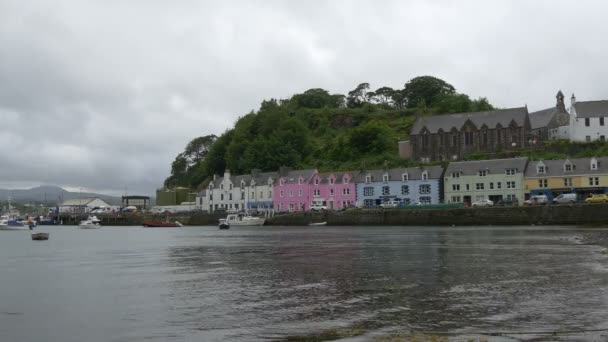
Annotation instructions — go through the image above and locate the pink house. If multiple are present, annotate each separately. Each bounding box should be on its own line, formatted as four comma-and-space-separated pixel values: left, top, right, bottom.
310, 172, 357, 210
273, 169, 317, 212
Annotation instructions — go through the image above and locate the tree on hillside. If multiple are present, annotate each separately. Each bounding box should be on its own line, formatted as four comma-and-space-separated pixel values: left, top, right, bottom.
347, 82, 371, 108
471, 97, 494, 112
348, 120, 392, 154
372, 86, 395, 107
404, 76, 456, 109
164, 134, 217, 187
291, 89, 346, 109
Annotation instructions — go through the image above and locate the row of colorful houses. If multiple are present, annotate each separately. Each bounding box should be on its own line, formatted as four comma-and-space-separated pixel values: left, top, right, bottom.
196, 156, 608, 212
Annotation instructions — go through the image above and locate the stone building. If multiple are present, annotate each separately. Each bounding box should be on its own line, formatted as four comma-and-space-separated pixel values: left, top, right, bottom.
528, 91, 571, 141
410, 107, 531, 162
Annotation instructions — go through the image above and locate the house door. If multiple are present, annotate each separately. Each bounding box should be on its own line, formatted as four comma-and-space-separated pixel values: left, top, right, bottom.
463, 196, 472, 206
329, 201, 334, 209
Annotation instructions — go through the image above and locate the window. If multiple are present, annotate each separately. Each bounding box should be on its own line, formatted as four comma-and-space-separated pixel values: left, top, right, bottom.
478, 170, 488, 176
476, 183, 484, 190
506, 181, 516, 189
298, 189, 303, 197
343, 177, 349, 184
465, 131, 473, 145
537, 165, 545, 174
363, 187, 374, 196
585, 118, 590, 126
591, 160, 598, 170
251, 192, 254, 198
235, 204, 239, 209
365, 176, 372, 183
229, 184, 233, 190
401, 185, 410, 194
220, 194, 224, 201
382, 186, 390, 195
240, 183, 244, 190
241, 192, 245, 200
489, 182, 494, 190
280, 190, 284, 198
565, 164, 572, 172
402, 198, 411, 205
313, 189, 320, 197
466, 184, 470, 190
329, 189, 334, 196
506, 168, 516, 175
229, 204, 232, 209
289, 190, 293, 197
280, 179, 284, 186
268, 191, 272, 198
564, 178, 573, 187
260, 191, 263, 198
586, 136, 591, 142
314, 178, 320, 185
402, 173, 409, 181
329, 178, 334, 185
419, 196, 432, 204
601, 117, 605, 126
220, 184, 224, 190
363, 199, 375, 207
298, 178, 303, 185
343, 188, 350, 195
383, 174, 389, 182
589, 177, 600, 186
452, 135, 457, 146
538, 179, 548, 188
497, 182, 502, 189
451, 196, 462, 203
422, 172, 428, 180
452, 184, 460, 191
601, 136, 606, 142
209, 194, 213, 201
419, 184, 431, 194
451, 172, 460, 178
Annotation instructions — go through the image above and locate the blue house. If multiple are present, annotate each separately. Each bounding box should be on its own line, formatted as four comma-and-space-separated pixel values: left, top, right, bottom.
355, 166, 444, 207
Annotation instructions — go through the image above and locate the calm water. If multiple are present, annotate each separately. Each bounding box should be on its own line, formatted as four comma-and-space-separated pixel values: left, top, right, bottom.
1, 225, 608, 342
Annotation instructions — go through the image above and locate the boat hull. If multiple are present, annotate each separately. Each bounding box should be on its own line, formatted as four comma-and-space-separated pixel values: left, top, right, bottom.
31, 232, 49, 240
226, 219, 265, 226
143, 221, 182, 227
78, 223, 101, 229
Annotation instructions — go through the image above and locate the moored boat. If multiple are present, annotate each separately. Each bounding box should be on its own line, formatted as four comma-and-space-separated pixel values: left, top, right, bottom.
308, 222, 327, 226
143, 220, 183, 227
78, 215, 102, 229
218, 219, 230, 229
223, 213, 265, 226
31, 232, 49, 240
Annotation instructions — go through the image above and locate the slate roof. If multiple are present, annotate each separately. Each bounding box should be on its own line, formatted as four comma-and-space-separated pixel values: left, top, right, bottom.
525, 157, 608, 178
317, 171, 357, 184
355, 165, 444, 182
281, 169, 317, 184
445, 157, 528, 176
250, 171, 278, 185
573, 100, 608, 118
209, 171, 278, 188
529, 107, 556, 129
411, 107, 529, 134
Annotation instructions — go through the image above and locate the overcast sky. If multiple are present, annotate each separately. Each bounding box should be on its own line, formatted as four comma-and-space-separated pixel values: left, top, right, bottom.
1, 0, 607, 196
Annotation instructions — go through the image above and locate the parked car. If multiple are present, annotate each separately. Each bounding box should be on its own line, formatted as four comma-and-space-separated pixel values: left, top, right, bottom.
496, 197, 519, 206
585, 194, 608, 203
379, 200, 400, 208
524, 195, 549, 205
310, 200, 328, 211
472, 199, 493, 207
552, 193, 578, 204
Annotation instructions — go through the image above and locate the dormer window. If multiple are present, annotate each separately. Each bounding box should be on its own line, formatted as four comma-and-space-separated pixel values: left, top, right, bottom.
343, 176, 349, 184
229, 184, 233, 190
383, 174, 389, 182
591, 158, 598, 170
564, 163, 572, 172
505, 168, 516, 175
220, 184, 224, 190
365, 175, 372, 183
209, 184, 214, 189
478, 170, 488, 177
537, 165, 545, 174
298, 178, 303, 185
314, 178, 320, 185
451, 172, 460, 178
280, 179, 285, 186
421, 171, 428, 181
402, 173, 409, 181
240, 182, 245, 190
329, 178, 335, 185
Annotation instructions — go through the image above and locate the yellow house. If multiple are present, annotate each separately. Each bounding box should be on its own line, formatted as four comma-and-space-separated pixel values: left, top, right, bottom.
524, 157, 608, 201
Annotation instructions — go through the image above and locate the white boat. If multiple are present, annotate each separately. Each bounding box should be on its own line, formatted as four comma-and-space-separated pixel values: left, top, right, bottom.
78, 215, 102, 229
0, 198, 31, 231
224, 213, 265, 226
308, 222, 327, 226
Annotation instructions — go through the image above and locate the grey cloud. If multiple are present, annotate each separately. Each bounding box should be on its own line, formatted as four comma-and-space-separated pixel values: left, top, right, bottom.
1, 0, 607, 195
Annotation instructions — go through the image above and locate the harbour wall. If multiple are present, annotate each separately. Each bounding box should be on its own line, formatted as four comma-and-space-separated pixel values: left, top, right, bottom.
264, 204, 608, 226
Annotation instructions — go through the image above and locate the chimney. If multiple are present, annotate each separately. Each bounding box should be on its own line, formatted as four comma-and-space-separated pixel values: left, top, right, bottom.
213, 174, 217, 181
224, 169, 231, 179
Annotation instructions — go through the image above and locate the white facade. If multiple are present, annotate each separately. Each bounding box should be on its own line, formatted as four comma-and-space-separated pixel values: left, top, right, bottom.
58, 198, 110, 213
197, 170, 276, 213
568, 95, 608, 142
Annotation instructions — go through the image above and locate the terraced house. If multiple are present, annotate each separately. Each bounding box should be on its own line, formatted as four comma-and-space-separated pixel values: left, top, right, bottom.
444, 158, 528, 205
197, 169, 277, 212
524, 157, 608, 201
273, 169, 317, 212
309, 172, 357, 210
355, 166, 444, 207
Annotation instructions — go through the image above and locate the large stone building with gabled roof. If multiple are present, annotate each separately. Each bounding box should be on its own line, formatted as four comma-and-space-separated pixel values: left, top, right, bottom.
410, 107, 532, 162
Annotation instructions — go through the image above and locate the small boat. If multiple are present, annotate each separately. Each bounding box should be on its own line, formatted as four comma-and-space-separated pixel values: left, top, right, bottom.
218, 219, 230, 229
31, 232, 49, 240
308, 222, 327, 226
0, 215, 31, 230
143, 220, 183, 227
78, 215, 102, 229
223, 213, 265, 226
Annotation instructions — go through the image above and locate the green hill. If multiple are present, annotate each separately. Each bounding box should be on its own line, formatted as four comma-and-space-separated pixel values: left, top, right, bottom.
164, 76, 495, 189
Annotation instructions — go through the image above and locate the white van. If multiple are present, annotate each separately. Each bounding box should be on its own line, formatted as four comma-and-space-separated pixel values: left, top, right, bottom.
552, 193, 577, 204
310, 200, 328, 211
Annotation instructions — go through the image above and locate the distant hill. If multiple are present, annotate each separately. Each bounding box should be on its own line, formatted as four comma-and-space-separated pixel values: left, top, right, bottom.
0, 186, 122, 205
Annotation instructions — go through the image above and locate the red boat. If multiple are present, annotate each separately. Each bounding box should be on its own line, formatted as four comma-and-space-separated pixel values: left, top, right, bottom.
142, 220, 183, 228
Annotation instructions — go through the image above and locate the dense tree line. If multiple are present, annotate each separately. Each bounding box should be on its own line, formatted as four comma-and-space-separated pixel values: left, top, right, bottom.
163, 76, 495, 189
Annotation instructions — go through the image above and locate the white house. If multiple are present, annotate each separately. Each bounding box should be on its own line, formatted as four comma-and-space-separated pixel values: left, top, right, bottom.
58, 198, 110, 214
568, 95, 608, 142
197, 169, 277, 213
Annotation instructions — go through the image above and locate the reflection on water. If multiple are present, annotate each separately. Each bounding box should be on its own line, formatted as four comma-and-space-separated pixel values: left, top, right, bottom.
0, 226, 608, 341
